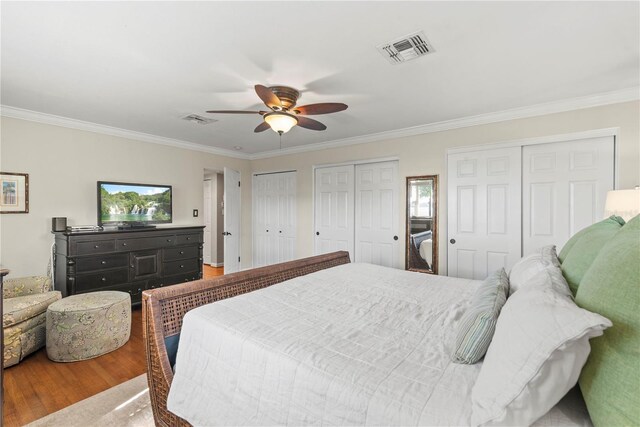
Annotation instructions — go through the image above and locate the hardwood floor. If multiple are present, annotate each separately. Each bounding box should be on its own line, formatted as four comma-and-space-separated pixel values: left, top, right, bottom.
2, 265, 223, 426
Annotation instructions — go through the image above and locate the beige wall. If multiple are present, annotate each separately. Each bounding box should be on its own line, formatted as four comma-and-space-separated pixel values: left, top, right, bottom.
0, 117, 252, 277
250, 101, 640, 273
1, 101, 638, 277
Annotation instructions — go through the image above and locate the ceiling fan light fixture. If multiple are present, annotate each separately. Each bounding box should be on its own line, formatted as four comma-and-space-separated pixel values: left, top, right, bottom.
264, 112, 297, 134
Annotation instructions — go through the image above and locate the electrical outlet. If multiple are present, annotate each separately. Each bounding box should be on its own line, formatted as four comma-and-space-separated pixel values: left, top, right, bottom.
193, 209, 198, 217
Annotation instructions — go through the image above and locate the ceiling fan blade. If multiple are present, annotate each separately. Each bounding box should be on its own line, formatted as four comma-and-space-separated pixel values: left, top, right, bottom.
293, 103, 348, 115
254, 121, 271, 133
255, 84, 282, 109
296, 116, 327, 131
205, 110, 264, 114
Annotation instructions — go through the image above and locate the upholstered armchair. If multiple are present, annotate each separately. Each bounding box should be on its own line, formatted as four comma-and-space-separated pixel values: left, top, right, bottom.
2, 276, 61, 367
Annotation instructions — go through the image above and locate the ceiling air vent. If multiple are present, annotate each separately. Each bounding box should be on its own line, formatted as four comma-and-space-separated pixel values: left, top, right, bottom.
377, 31, 434, 64
181, 114, 217, 125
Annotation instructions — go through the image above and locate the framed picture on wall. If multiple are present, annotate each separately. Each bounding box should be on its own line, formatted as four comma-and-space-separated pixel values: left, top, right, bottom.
0, 172, 29, 214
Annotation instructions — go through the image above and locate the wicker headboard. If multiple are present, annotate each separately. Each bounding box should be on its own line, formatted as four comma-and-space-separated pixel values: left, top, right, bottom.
142, 251, 351, 427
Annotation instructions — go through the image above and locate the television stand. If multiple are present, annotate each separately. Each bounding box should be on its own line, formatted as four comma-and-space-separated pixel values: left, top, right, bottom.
118, 223, 157, 230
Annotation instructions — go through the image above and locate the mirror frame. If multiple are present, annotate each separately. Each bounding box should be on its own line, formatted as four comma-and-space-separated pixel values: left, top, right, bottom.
405, 175, 438, 274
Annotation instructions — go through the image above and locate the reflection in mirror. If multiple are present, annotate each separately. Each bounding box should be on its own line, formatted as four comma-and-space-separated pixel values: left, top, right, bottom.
406, 175, 438, 274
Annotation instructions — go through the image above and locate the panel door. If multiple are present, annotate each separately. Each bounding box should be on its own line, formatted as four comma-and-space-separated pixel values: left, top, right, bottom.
522, 136, 614, 255
252, 172, 297, 267
223, 167, 241, 273
314, 165, 355, 261
447, 147, 522, 279
277, 172, 297, 262
252, 174, 268, 267
203, 179, 212, 265
354, 161, 400, 268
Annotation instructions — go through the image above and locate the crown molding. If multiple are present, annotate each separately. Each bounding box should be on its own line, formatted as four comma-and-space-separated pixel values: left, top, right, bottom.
2, 86, 638, 162
0, 105, 251, 160
249, 87, 640, 160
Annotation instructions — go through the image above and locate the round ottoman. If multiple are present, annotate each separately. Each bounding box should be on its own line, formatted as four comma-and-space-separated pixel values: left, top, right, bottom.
46, 291, 131, 362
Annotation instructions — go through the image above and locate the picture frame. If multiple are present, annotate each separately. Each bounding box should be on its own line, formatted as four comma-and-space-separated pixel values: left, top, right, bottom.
0, 172, 29, 214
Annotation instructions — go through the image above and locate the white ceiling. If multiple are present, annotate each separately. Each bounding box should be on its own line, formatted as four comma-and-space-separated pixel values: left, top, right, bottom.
1, 1, 639, 156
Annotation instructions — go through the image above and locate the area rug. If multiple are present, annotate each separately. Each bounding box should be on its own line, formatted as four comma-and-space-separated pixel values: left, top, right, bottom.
26, 374, 153, 427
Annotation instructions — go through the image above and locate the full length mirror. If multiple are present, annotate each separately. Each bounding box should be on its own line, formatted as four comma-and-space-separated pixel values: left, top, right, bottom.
406, 175, 438, 274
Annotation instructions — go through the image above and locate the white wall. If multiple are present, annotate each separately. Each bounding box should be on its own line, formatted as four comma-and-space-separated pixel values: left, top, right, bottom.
0, 117, 252, 277
250, 101, 640, 273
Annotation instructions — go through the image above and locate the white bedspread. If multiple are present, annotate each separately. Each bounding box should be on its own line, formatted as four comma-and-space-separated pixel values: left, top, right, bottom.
167, 263, 593, 426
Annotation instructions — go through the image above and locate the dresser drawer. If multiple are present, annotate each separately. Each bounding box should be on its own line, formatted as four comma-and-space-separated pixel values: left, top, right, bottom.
163, 259, 199, 276
176, 233, 202, 245
116, 235, 176, 251
164, 245, 199, 261
76, 240, 116, 255
74, 268, 129, 292
75, 253, 129, 273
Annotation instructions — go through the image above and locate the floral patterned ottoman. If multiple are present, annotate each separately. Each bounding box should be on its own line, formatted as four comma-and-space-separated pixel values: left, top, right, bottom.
46, 291, 131, 362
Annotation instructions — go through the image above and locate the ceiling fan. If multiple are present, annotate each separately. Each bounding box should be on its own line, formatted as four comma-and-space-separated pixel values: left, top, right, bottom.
206, 85, 348, 135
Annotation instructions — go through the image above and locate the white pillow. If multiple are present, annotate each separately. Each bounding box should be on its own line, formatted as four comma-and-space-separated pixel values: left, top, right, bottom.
471, 266, 611, 426
508, 245, 560, 294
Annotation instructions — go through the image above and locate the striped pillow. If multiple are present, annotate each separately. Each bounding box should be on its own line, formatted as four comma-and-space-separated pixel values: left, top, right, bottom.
452, 269, 509, 364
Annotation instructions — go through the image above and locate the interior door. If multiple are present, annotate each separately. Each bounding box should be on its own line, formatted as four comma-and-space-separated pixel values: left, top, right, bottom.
447, 147, 522, 279
354, 161, 400, 268
522, 136, 615, 255
203, 179, 212, 265
314, 165, 355, 261
252, 171, 297, 267
223, 167, 241, 273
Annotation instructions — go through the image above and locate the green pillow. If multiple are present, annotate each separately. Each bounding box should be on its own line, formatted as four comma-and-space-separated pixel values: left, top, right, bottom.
575, 214, 639, 427
559, 216, 625, 294
559, 216, 625, 263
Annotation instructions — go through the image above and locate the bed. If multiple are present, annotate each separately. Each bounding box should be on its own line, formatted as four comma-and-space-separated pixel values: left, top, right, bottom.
142, 251, 593, 426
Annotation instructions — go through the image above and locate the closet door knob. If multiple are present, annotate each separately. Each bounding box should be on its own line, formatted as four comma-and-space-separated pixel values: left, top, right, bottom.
393, 236, 398, 241
316, 232, 320, 236
450, 239, 456, 244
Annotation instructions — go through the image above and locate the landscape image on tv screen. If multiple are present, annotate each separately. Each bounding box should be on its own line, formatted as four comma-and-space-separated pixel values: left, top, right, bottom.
99, 183, 171, 223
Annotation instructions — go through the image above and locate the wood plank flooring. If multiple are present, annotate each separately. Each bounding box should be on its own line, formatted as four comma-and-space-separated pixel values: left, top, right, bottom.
2, 265, 223, 426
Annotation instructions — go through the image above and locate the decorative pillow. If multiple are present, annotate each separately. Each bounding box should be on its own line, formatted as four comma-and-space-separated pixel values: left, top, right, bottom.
559, 215, 625, 295
508, 245, 559, 295
575, 214, 640, 427
471, 267, 611, 426
451, 268, 509, 364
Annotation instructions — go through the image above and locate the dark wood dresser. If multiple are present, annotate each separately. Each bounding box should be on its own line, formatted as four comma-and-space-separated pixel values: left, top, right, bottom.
54, 226, 204, 304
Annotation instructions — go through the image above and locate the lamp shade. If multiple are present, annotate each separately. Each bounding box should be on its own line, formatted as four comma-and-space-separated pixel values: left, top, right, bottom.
603, 188, 640, 221
264, 112, 297, 134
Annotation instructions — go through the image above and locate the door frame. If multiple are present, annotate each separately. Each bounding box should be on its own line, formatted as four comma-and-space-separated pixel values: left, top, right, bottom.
444, 127, 619, 276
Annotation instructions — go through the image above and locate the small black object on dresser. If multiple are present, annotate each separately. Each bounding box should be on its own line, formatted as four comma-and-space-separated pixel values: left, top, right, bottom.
53, 226, 204, 305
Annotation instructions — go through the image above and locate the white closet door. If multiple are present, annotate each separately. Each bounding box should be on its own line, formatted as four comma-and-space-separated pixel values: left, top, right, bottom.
314, 165, 355, 261
203, 180, 212, 265
354, 161, 400, 268
252, 172, 297, 267
277, 172, 296, 262
448, 147, 522, 279
522, 137, 614, 255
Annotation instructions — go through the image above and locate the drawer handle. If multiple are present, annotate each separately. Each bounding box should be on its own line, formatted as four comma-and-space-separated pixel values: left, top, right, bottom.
128, 288, 142, 296
167, 239, 172, 242
94, 245, 100, 249
101, 277, 107, 282
101, 261, 107, 265
180, 264, 184, 268
179, 251, 184, 255
122, 243, 127, 246
186, 237, 191, 240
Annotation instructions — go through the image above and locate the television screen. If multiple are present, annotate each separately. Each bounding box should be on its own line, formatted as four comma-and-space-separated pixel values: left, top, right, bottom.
98, 181, 172, 225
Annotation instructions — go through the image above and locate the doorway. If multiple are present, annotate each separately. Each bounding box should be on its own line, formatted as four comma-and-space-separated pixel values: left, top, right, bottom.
203, 169, 225, 271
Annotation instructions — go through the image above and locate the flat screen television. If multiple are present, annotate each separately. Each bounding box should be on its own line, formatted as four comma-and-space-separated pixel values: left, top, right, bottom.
98, 181, 172, 227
